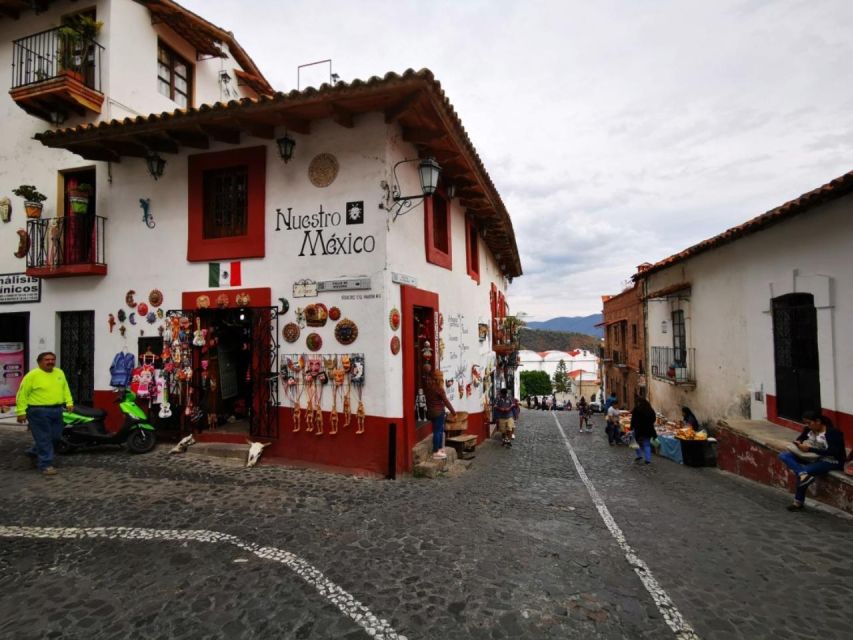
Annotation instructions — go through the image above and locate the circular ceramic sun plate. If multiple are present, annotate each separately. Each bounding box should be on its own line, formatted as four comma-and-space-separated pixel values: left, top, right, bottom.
148, 289, 163, 307
334, 318, 358, 345
308, 153, 339, 188
389, 307, 401, 331
137, 302, 149, 316
328, 306, 341, 321
306, 332, 323, 352
390, 335, 401, 355
282, 323, 301, 343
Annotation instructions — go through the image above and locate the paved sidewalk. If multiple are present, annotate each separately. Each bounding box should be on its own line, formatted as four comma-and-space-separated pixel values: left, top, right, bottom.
0, 411, 851, 639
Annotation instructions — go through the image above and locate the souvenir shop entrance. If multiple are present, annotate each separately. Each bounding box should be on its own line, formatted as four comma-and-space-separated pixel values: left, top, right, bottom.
163, 306, 279, 439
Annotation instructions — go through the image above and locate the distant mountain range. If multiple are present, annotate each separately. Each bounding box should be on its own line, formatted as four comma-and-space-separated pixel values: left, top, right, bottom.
524, 314, 603, 337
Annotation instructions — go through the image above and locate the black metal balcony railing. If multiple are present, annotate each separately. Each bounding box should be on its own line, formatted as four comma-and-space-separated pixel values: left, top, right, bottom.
650, 346, 696, 384
27, 216, 106, 270
12, 26, 104, 91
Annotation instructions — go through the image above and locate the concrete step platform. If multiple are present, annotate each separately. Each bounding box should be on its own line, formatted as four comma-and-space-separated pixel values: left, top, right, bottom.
183, 442, 250, 464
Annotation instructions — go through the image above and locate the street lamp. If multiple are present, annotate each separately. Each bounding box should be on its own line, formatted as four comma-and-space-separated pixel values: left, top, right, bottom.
379, 156, 442, 221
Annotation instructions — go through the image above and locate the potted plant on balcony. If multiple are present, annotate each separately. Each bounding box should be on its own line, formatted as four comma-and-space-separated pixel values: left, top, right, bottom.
12, 185, 47, 219
68, 183, 92, 214
58, 14, 103, 82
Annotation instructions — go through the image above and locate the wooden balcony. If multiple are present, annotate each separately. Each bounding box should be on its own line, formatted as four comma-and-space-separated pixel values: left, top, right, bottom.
26, 216, 107, 278
9, 26, 104, 122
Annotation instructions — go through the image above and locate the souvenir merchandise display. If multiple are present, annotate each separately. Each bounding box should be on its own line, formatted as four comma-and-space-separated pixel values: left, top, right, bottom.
125, 290, 137, 307
280, 353, 366, 435
216, 293, 229, 308
117, 309, 126, 323
304, 303, 328, 327
128, 313, 137, 325
235, 292, 251, 306
390, 335, 400, 355
306, 332, 323, 351
328, 306, 341, 321
108, 313, 116, 333
282, 322, 300, 343
137, 303, 149, 316
148, 289, 163, 307
196, 295, 210, 309
389, 308, 400, 331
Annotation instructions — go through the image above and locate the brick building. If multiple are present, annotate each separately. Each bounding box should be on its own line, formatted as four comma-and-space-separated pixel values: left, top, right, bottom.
601, 269, 648, 409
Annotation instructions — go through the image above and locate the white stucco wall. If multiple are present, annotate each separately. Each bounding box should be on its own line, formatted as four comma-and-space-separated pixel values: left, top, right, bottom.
645, 195, 853, 424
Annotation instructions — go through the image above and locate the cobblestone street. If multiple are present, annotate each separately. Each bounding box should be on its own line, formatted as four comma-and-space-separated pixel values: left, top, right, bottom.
1, 409, 851, 640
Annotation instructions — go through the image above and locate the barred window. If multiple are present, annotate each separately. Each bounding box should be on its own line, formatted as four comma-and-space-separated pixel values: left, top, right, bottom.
203, 165, 248, 239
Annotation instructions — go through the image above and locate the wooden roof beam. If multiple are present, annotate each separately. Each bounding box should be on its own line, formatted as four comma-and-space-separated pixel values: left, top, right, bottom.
233, 118, 275, 140
200, 123, 241, 145
99, 139, 150, 158
401, 127, 446, 145
165, 128, 210, 149
271, 113, 311, 134
67, 144, 121, 163
330, 103, 354, 129
132, 134, 179, 154
384, 91, 421, 124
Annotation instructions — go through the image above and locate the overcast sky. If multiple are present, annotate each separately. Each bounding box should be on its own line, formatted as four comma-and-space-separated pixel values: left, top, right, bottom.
184, 0, 853, 320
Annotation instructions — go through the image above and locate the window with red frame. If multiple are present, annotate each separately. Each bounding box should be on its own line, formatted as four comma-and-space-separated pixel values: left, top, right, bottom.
424, 191, 452, 269
465, 215, 480, 283
187, 146, 266, 262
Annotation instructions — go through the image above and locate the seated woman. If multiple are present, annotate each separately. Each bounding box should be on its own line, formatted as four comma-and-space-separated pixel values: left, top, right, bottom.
681, 406, 700, 429
778, 410, 846, 511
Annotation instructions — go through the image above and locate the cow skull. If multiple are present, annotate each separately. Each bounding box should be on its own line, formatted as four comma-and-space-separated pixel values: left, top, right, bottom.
169, 434, 195, 454
245, 439, 271, 468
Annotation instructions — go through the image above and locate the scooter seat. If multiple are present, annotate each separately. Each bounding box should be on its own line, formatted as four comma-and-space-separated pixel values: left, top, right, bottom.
71, 405, 107, 420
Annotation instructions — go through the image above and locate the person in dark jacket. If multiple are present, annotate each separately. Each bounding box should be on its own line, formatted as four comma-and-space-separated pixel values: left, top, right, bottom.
778, 411, 846, 511
681, 406, 700, 429
631, 396, 657, 464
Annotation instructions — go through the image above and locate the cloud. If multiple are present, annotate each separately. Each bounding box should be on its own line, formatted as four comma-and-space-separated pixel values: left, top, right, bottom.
184, 0, 853, 319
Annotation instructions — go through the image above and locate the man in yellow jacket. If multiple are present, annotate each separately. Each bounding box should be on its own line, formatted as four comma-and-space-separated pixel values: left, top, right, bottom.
16, 351, 74, 476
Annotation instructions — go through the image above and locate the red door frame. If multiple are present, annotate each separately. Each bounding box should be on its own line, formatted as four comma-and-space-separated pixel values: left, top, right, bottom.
401, 284, 439, 471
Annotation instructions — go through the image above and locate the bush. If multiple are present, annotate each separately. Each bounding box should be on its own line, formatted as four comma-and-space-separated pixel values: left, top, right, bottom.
12, 185, 46, 203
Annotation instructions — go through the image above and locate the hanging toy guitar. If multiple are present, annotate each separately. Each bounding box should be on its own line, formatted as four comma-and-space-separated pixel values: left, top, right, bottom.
193, 317, 205, 347
350, 355, 366, 434
341, 354, 352, 427
158, 372, 172, 418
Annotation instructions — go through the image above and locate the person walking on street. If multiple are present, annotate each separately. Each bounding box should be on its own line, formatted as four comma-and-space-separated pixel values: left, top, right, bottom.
16, 351, 74, 476
778, 411, 846, 511
511, 397, 521, 440
495, 389, 515, 447
606, 402, 623, 445
424, 370, 455, 460
631, 396, 657, 465
577, 396, 588, 433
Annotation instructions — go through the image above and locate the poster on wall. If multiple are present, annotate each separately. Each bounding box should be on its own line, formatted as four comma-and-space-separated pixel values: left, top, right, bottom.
0, 342, 25, 406
0, 273, 40, 304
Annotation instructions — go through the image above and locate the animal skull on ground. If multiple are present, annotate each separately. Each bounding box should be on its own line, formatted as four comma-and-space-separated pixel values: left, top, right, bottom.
169, 434, 195, 454
245, 439, 271, 468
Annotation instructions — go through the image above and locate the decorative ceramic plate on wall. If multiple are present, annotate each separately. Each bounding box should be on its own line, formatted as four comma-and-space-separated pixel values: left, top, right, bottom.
306, 332, 323, 352
389, 308, 400, 331
334, 318, 358, 345
308, 153, 339, 188
390, 335, 401, 355
328, 306, 341, 321
283, 323, 301, 343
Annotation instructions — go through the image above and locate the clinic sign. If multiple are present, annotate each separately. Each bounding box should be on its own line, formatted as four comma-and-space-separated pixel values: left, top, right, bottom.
0, 273, 40, 304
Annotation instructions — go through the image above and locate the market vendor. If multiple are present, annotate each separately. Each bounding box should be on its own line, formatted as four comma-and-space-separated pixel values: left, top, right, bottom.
681, 406, 700, 429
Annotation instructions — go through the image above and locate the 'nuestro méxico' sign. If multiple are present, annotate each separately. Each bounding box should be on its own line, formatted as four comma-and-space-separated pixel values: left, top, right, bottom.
0, 273, 40, 304
275, 202, 376, 257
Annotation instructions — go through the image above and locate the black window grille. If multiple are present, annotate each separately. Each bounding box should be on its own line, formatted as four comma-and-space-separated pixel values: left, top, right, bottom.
432, 194, 449, 254
671, 310, 686, 366
203, 165, 248, 239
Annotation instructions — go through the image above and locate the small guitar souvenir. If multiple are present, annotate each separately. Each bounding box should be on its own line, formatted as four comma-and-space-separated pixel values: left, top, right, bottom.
193, 318, 205, 347
328, 306, 341, 321
158, 377, 172, 418
334, 318, 358, 345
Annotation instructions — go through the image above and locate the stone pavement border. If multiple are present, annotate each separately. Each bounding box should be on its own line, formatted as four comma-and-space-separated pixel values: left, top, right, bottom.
0, 525, 406, 640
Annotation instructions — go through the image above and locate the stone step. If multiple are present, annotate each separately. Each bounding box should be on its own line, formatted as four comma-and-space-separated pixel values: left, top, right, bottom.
183, 442, 250, 464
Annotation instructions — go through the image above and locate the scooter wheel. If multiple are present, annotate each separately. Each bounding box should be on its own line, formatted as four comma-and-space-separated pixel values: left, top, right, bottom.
127, 429, 156, 454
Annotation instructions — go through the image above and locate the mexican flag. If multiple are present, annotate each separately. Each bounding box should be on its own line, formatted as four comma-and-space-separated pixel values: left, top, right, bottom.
208, 261, 242, 287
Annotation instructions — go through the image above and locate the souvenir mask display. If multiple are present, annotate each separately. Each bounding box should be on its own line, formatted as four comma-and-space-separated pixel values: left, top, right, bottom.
304, 303, 328, 327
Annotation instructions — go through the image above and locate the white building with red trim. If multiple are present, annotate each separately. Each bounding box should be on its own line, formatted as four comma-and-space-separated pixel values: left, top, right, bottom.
638, 171, 853, 440
0, 0, 522, 475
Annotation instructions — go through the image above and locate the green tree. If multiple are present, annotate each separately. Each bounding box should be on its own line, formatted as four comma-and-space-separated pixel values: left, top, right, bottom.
553, 359, 568, 394
520, 370, 552, 398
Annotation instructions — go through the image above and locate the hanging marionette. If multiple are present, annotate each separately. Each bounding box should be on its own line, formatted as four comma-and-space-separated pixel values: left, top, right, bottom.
304, 355, 315, 433
314, 359, 327, 436
341, 354, 352, 427
330, 360, 346, 435
284, 356, 303, 432
351, 354, 366, 434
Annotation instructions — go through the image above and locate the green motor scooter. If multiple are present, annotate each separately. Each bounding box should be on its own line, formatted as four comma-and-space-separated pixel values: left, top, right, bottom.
59, 388, 156, 454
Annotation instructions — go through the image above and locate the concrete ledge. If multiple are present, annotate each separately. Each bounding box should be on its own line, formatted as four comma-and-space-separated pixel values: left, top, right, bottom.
716, 419, 853, 514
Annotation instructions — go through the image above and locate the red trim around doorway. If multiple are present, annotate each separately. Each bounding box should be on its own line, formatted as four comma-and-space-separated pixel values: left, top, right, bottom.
767, 393, 853, 441
401, 285, 439, 473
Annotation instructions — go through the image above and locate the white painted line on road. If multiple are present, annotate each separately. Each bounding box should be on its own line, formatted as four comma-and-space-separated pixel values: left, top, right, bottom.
0, 525, 406, 640
552, 415, 701, 640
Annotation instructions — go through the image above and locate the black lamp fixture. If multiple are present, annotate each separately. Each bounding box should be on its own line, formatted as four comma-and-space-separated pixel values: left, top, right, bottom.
146, 152, 166, 180
379, 156, 442, 221
276, 132, 296, 163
